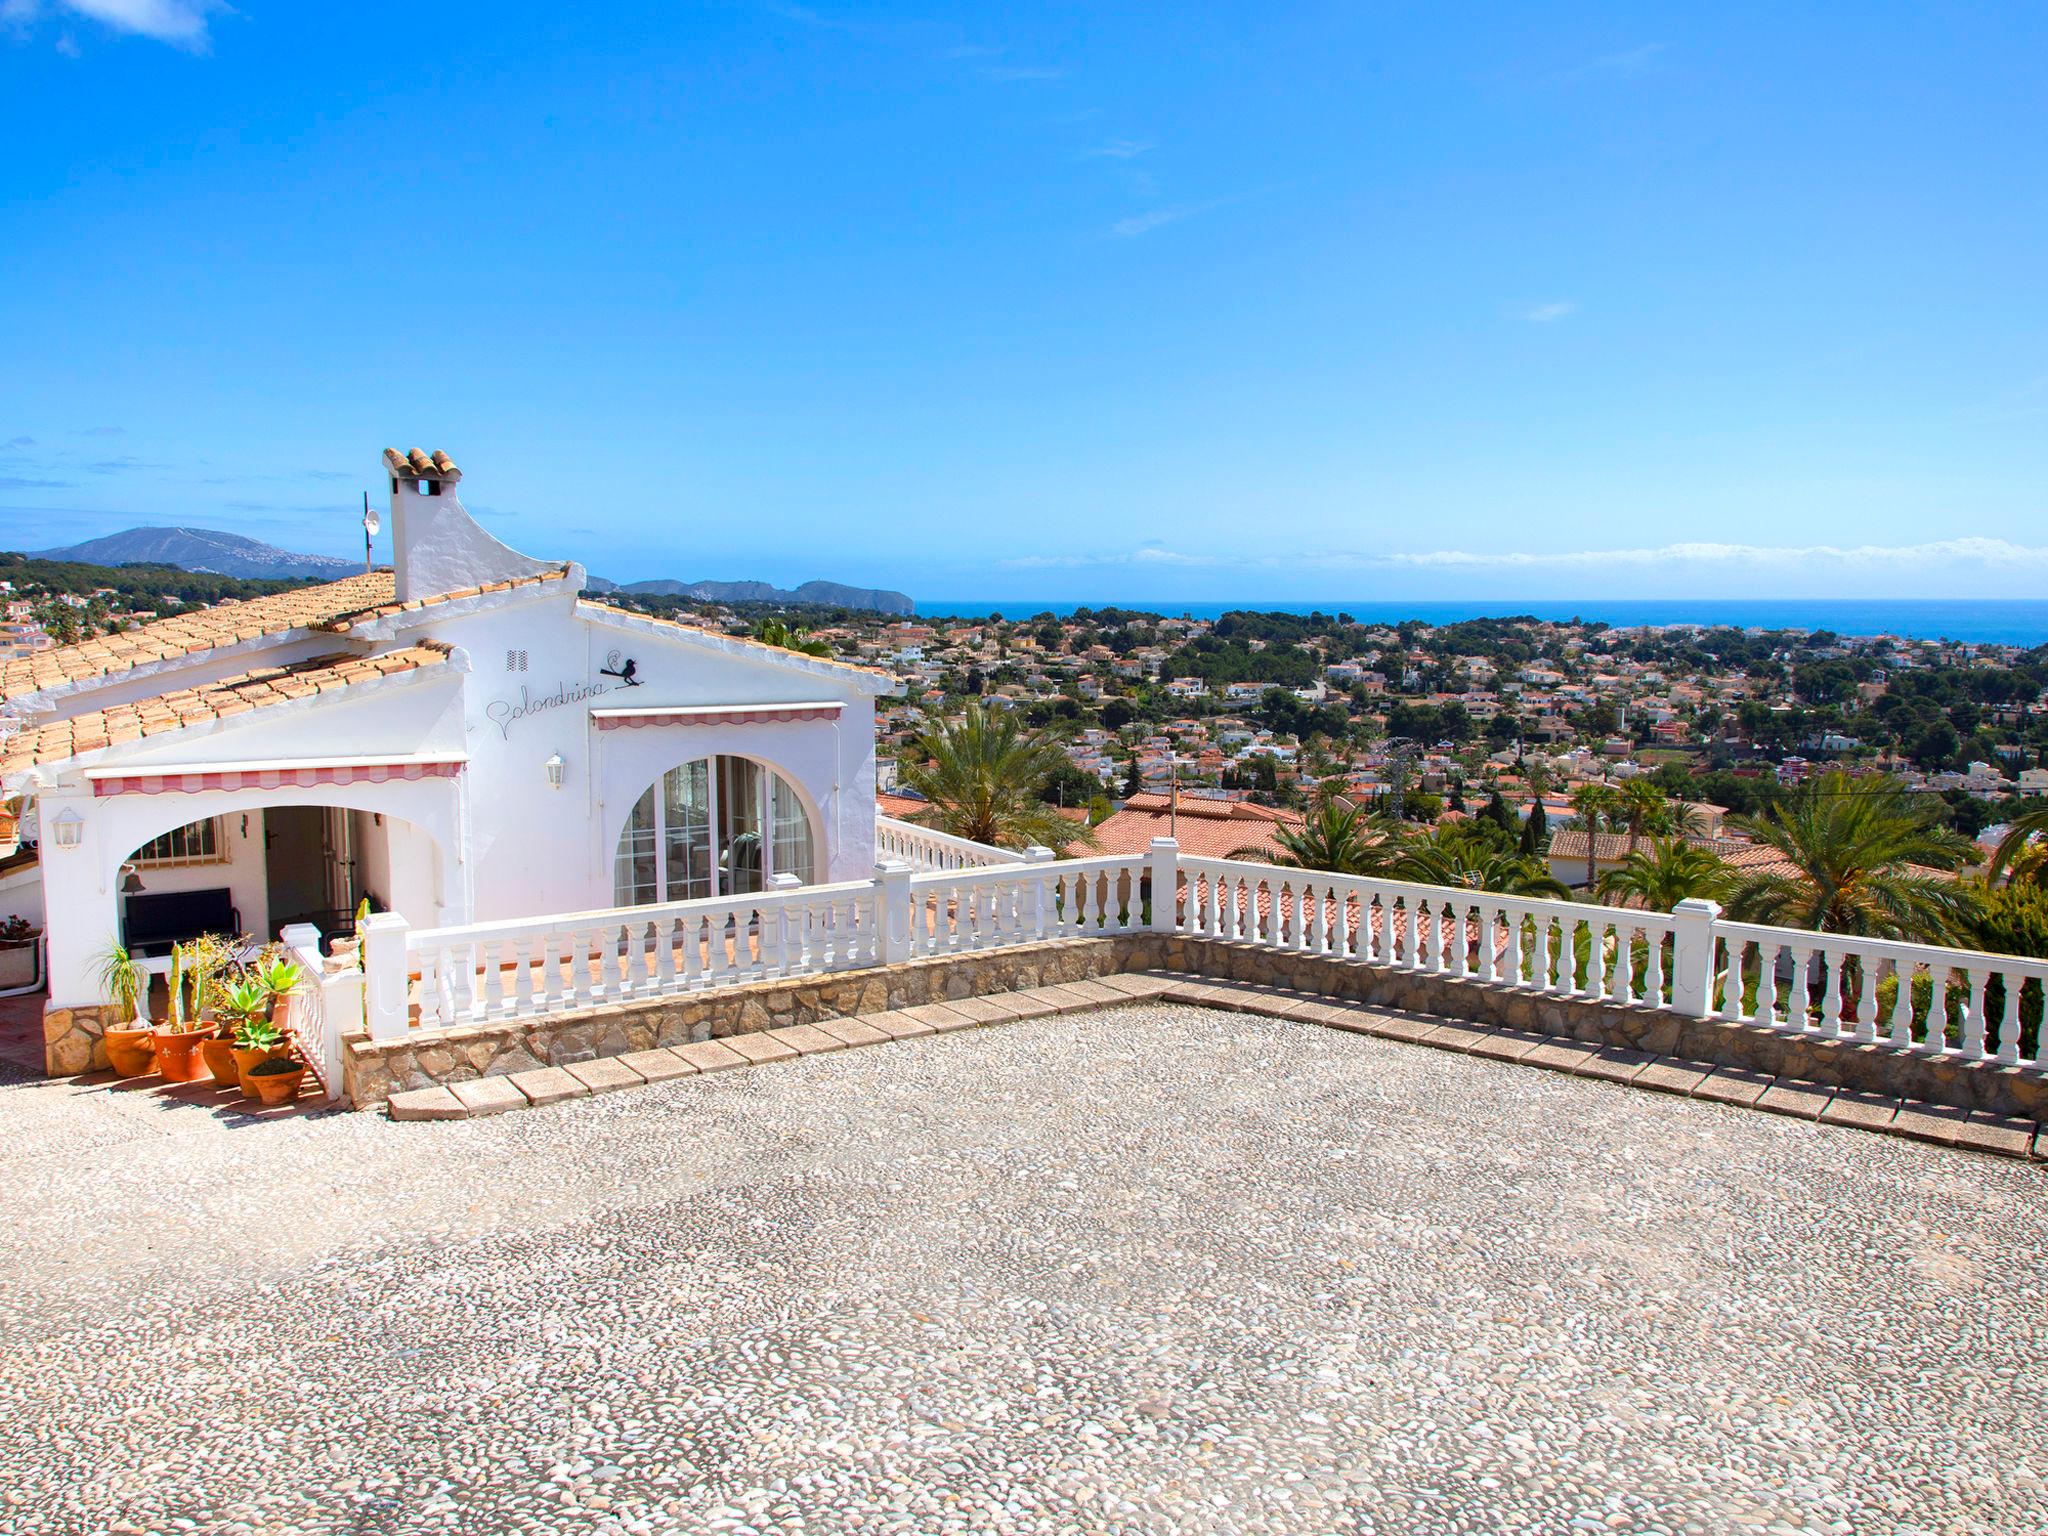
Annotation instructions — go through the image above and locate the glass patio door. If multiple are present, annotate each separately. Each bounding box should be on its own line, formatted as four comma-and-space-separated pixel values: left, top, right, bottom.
613, 756, 817, 906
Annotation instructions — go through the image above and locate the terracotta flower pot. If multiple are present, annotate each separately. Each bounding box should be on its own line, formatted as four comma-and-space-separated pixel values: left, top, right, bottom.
247, 1063, 306, 1108
232, 1044, 293, 1099
103, 1025, 158, 1078
150, 1026, 210, 1083
200, 1036, 242, 1088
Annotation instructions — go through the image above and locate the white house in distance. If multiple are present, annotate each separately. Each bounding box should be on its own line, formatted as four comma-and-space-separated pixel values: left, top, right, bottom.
3, 447, 896, 1041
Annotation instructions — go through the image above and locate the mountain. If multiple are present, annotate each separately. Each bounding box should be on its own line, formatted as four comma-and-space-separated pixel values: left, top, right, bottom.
35, 527, 359, 581
584, 575, 914, 616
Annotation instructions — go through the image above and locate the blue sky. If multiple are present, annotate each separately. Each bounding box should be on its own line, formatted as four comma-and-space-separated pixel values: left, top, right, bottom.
1, 2, 2043, 603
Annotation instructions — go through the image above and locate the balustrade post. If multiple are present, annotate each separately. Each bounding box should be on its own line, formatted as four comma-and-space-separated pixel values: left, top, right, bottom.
875, 860, 915, 964
1146, 837, 1180, 933
357, 912, 412, 1041
1668, 898, 1721, 1018
1022, 846, 1055, 940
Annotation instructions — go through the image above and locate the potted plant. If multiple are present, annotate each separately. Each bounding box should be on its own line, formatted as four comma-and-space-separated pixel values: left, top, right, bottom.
0, 915, 42, 989
95, 939, 156, 1077
150, 940, 214, 1083
230, 1016, 293, 1100
206, 976, 270, 1089
245, 1053, 307, 1107
257, 955, 306, 1031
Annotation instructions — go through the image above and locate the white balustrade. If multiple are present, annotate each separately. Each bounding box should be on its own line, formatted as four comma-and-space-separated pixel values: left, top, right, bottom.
380, 837, 2048, 1074
874, 814, 1023, 872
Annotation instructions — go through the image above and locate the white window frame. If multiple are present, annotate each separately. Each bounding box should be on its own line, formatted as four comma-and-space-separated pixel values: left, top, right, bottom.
133, 816, 229, 869
613, 757, 818, 906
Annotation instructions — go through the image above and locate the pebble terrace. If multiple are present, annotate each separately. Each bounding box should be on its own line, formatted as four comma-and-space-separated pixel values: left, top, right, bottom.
3, 1004, 2042, 1536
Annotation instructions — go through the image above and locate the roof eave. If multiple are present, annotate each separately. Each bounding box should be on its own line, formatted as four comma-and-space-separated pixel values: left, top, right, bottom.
577, 601, 901, 697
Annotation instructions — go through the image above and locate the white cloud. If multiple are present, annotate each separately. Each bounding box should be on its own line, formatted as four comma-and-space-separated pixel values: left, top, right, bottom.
1524, 299, 1576, 323
1109, 201, 1217, 238
1084, 138, 1154, 160
6, 0, 219, 48
1003, 543, 1227, 569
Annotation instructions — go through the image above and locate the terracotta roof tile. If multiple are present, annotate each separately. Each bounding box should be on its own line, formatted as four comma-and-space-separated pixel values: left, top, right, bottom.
1091, 793, 1307, 860
0, 643, 453, 777
318, 564, 573, 634
578, 600, 893, 679
0, 572, 397, 704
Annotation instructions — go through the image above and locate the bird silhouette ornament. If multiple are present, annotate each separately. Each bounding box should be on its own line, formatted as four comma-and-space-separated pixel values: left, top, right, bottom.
601, 651, 643, 687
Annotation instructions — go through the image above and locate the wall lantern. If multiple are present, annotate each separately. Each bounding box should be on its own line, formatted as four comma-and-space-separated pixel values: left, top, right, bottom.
545, 753, 567, 790
49, 807, 84, 849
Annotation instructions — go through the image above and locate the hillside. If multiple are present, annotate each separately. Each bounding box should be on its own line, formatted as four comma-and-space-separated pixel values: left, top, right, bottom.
34, 527, 358, 581
585, 575, 914, 616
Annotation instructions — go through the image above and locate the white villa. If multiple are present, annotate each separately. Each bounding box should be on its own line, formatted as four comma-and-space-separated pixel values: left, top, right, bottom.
3, 448, 896, 1029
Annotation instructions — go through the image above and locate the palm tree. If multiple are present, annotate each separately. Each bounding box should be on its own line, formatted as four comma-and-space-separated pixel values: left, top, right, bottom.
1232, 798, 1407, 876
1987, 806, 2048, 885
1394, 827, 1570, 898
1566, 783, 1619, 887
1613, 778, 1668, 855
899, 704, 1095, 854
1596, 838, 1735, 911
1725, 769, 1980, 943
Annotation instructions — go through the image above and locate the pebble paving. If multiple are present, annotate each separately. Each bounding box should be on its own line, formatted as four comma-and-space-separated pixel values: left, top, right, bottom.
2, 1003, 2043, 1535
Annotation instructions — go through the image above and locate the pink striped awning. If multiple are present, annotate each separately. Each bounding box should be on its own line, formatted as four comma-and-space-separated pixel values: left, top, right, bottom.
91, 760, 464, 796
593, 702, 843, 730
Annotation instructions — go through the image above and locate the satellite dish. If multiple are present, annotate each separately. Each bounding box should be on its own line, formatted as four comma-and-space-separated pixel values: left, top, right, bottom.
362, 508, 381, 536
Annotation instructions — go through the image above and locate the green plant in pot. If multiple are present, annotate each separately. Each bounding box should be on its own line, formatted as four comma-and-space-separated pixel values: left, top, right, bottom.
150, 940, 216, 1083
257, 955, 305, 1030
230, 1014, 295, 1101
204, 976, 270, 1090
95, 939, 156, 1078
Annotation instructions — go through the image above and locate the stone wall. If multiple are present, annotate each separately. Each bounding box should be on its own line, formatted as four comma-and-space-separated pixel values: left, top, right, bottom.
43, 1002, 123, 1075
1137, 935, 2048, 1121
310, 931, 2046, 1120
343, 938, 1131, 1107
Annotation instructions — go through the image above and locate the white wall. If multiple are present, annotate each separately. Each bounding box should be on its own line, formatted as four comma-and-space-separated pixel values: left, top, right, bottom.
117, 809, 270, 942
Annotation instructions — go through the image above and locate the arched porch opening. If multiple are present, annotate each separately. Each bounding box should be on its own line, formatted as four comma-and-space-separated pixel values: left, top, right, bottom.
611, 753, 822, 907
113, 803, 447, 957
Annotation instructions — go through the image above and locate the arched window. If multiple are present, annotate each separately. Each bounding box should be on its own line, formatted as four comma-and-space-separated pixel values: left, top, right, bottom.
614, 756, 817, 905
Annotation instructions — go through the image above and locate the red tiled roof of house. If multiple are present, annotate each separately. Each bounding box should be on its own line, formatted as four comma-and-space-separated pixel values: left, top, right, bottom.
0, 564, 572, 705
1091, 791, 1305, 860
0, 643, 455, 777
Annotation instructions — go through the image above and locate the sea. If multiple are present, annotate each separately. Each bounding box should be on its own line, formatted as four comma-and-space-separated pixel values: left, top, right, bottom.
914, 598, 2048, 648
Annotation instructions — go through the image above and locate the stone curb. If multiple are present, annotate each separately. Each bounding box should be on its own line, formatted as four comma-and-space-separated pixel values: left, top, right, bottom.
384, 973, 2048, 1162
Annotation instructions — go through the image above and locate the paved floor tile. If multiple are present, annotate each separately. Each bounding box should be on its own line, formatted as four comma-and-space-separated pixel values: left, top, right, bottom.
1096, 973, 1176, 998
1365, 1012, 1442, 1045
1031, 983, 1108, 1014
507, 1066, 589, 1106
565, 1057, 647, 1094
1756, 1079, 1835, 1121
1466, 1029, 1547, 1064
1523, 1039, 1603, 1073
670, 1040, 748, 1073
856, 1010, 934, 1041
1690, 1066, 1775, 1107
722, 1033, 800, 1065
448, 1076, 528, 1116
814, 1018, 890, 1048
1956, 1111, 2039, 1159
765, 1023, 847, 1054
1576, 1046, 1657, 1085
903, 1001, 980, 1032
1817, 1090, 1900, 1132
1633, 1057, 1714, 1096
1890, 1100, 1969, 1146
1059, 978, 1129, 1006
1419, 1019, 1497, 1053
618, 1047, 698, 1083
388, 1085, 467, 1121
941, 996, 1016, 1025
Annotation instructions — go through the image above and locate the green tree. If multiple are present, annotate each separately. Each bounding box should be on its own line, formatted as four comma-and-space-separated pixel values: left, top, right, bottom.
1394, 825, 1570, 897
1725, 770, 1980, 943
899, 704, 1096, 854
1595, 838, 1736, 911
1231, 798, 1408, 876
752, 617, 831, 657
1613, 778, 1668, 855
1566, 783, 1620, 887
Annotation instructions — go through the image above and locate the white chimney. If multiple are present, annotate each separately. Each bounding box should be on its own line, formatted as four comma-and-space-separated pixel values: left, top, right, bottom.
382, 447, 556, 602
